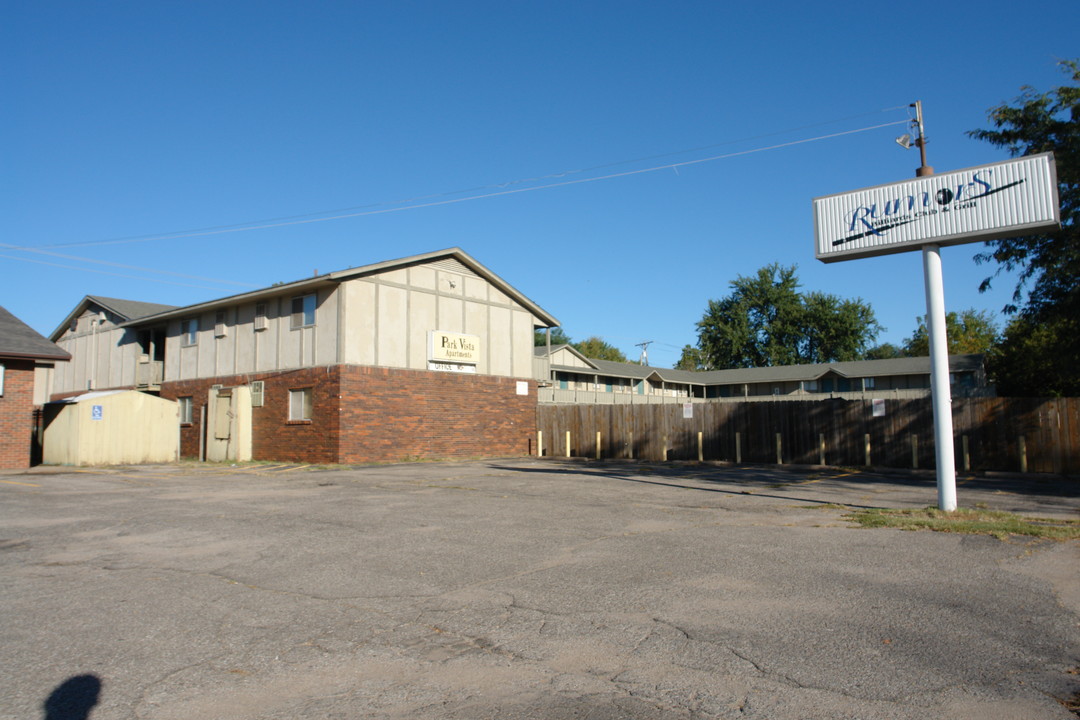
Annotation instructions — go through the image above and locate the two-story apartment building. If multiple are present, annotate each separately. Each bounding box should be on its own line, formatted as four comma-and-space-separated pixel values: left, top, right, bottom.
49, 249, 558, 464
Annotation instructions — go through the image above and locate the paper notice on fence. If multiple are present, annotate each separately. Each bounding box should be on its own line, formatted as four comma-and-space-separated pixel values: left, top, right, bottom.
872, 399, 886, 417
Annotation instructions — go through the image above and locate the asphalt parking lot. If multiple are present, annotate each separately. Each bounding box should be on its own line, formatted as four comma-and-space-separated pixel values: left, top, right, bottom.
2, 459, 1078, 719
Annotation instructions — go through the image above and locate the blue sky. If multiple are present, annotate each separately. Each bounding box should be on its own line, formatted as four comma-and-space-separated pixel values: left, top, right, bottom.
5, 1, 1077, 367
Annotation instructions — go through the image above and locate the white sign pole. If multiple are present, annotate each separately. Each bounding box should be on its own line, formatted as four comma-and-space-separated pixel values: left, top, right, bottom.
921, 244, 957, 511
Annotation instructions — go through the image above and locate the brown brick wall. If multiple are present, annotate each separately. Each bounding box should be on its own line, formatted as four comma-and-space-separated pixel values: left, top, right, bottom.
0, 359, 36, 469
337, 366, 536, 464
160, 365, 536, 464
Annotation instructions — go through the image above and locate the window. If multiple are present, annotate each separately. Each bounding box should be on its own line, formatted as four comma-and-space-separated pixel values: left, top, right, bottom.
0, 363, 5, 395
289, 388, 313, 421
181, 318, 199, 346
254, 302, 268, 331
291, 294, 316, 329
214, 310, 228, 338
863, 377, 876, 390
178, 396, 193, 424
804, 380, 819, 393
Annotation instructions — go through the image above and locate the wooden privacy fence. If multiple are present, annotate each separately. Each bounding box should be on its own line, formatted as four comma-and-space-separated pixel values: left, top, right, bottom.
536, 397, 1080, 475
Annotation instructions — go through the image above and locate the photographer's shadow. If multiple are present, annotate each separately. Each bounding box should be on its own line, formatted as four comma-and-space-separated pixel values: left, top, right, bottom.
43, 674, 101, 720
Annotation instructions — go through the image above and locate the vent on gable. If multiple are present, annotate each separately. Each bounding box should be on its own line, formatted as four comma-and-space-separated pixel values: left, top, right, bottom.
250, 380, 265, 407
429, 258, 478, 277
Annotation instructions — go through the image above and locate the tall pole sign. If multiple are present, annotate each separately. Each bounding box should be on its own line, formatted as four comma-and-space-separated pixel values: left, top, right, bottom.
813, 105, 1059, 511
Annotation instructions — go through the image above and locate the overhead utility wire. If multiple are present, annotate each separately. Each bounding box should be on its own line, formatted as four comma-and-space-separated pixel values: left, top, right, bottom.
0, 253, 243, 291
31, 116, 911, 252
27, 106, 911, 253
0, 242, 259, 288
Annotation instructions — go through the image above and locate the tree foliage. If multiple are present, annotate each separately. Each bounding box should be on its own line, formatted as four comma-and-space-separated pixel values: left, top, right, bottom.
902, 309, 999, 357
693, 264, 881, 369
674, 344, 707, 371
572, 336, 628, 362
967, 59, 1079, 395
534, 327, 571, 347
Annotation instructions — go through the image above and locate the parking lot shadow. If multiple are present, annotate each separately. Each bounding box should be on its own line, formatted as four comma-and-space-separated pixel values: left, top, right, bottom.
43, 674, 101, 720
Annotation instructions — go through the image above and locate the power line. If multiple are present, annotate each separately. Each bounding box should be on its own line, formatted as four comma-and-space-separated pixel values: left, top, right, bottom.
0, 253, 242, 291
0, 243, 258, 288
26, 115, 910, 252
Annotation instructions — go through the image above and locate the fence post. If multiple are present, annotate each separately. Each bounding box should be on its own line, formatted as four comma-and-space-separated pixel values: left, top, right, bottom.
818, 433, 825, 466
911, 434, 918, 469
1019, 435, 1027, 473
864, 433, 871, 467
596, 431, 601, 460
776, 433, 783, 465
566, 431, 571, 458
735, 432, 742, 464
698, 431, 703, 463
628, 431, 633, 460
662, 435, 668, 462
962, 435, 970, 472
538, 431, 543, 457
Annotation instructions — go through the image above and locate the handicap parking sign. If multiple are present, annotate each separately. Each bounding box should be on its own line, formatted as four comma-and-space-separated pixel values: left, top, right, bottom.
91, 405, 103, 421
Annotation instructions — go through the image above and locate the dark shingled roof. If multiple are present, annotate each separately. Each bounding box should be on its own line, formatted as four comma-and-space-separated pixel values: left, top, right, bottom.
88, 296, 178, 321
50, 295, 179, 341
0, 305, 71, 361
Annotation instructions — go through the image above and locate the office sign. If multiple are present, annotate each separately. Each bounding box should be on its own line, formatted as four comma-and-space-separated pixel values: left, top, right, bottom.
814, 153, 1059, 263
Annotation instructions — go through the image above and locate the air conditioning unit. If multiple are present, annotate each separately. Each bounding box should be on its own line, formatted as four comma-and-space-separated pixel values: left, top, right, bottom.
250, 380, 265, 407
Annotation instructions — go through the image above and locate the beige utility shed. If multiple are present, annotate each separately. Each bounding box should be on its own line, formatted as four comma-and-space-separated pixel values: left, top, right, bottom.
44, 390, 179, 466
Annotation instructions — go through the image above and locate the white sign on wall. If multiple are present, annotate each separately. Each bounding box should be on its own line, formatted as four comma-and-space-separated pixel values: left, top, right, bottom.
814, 153, 1059, 263
429, 331, 481, 364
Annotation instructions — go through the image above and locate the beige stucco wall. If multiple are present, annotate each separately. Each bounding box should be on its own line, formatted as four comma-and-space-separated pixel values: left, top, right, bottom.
52, 256, 548, 389
43, 391, 179, 466
339, 259, 538, 378
164, 286, 340, 383
52, 305, 141, 395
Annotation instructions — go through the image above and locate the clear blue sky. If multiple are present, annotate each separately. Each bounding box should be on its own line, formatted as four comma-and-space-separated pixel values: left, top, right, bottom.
5, 1, 1077, 367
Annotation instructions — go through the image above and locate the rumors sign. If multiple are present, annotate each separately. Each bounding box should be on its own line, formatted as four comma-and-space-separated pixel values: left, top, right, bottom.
813, 153, 1059, 263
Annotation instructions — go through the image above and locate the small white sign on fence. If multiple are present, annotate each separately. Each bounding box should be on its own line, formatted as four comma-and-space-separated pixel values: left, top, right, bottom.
872, 399, 886, 417
682, 403, 693, 419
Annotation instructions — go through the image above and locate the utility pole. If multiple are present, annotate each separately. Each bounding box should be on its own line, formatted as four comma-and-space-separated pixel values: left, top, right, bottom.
635, 341, 653, 366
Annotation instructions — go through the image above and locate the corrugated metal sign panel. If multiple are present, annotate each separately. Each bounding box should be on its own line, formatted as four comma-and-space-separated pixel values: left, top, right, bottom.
814, 152, 1060, 263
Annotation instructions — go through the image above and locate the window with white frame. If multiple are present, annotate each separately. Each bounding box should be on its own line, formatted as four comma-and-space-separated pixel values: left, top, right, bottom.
178, 396, 193, 424
181, 318, 199, 346
289, 388, 313, 421
254, 302, 268, 331
291, 294, 316, 329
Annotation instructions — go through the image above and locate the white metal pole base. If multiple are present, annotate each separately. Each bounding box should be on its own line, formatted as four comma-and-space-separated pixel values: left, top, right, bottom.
922, 245, 957, 512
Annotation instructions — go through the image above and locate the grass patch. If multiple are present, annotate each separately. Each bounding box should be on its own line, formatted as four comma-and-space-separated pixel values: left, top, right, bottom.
844, 507, 1080, 540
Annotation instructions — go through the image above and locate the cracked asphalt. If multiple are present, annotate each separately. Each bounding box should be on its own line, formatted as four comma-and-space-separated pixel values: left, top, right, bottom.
2, 459, 1078, 719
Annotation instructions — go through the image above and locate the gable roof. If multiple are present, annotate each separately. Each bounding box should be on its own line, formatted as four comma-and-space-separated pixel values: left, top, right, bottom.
120, 248, 559, 329
50, 295, 178, 341
0, 305, 71, 361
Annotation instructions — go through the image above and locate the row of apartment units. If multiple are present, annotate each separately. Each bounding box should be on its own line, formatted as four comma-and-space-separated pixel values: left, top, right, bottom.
3, 248, 989, 468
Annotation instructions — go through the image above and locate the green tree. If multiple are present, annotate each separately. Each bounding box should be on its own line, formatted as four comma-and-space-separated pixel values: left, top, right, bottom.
902, 309, 999, 357
989, 314, 1080, 397
693, 264, 881, 369
572, 336, 627, 362
534, 327, 571, 347
865, 342, 903, 360
674, 344, 707, 371
967, 60, 1079, 395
